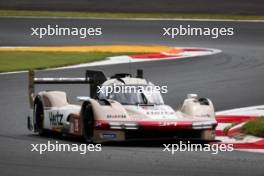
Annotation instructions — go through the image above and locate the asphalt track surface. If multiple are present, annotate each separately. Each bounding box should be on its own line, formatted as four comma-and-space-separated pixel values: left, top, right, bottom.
0, 17, 264, 176
1, 0, 264, 15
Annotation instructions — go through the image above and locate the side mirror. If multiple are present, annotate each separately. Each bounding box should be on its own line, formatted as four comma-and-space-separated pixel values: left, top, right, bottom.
187, 94, 198, 99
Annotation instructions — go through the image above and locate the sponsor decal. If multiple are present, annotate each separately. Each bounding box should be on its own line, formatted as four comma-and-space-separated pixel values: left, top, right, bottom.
95, 121, 103, 127
106, 114, 126, 119
70, 118, 81, 134
159, 121, 178, 127
146, 111, 174, 115
101, 132, 117, 139
74, 119, 80, 133
49, 112, 63, 126
194, 114, 211, 118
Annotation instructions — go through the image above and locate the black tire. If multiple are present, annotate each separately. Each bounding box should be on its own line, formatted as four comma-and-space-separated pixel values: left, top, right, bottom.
34, 99, 46, 136
82, 104, 94, 143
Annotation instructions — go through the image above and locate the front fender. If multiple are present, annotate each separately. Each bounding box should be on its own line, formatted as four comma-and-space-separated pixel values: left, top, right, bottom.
81, 99, 129, 121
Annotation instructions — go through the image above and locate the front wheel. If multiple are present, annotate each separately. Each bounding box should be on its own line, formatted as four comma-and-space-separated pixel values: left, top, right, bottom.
82, 104, 94, 143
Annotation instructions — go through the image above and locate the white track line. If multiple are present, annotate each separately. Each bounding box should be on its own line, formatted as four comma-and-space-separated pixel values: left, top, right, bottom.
1, 16, 264, 22
0, 70, 27, 75
0, 47, 221, 75
52, 48, 221, 70
216, 105, 264, 116
216, 105, 264, 153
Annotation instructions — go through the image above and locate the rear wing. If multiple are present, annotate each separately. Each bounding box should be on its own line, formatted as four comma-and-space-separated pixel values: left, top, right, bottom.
28, 70, 106, 108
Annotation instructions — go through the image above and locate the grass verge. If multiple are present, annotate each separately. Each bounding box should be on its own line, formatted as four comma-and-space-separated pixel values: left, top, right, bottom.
242, 117, 264, 137
0, 10, 264, 20
223, 123, 237, 134
0, 51, 136, 72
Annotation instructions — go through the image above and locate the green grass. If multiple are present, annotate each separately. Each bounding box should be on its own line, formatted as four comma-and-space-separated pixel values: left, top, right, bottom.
242, 117, 264, 137
0, 10, 264, 20
223, 123, 237, 134
0, 51, 136, 72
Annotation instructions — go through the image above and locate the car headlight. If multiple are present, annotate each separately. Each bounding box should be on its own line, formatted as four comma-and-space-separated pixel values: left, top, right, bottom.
109, 122, 139, 130
192, 121, 214, 129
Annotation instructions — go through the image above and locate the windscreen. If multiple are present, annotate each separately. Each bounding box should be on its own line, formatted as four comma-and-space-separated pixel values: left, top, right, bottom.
98, 85, 164, 105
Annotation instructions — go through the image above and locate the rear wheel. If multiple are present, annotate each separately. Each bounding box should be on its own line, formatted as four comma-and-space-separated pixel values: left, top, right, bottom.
34, 99, 46, 136
82, 104, 94, 143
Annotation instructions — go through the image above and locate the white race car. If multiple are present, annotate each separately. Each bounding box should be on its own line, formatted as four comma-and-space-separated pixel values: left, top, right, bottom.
27, 70, 217, 143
